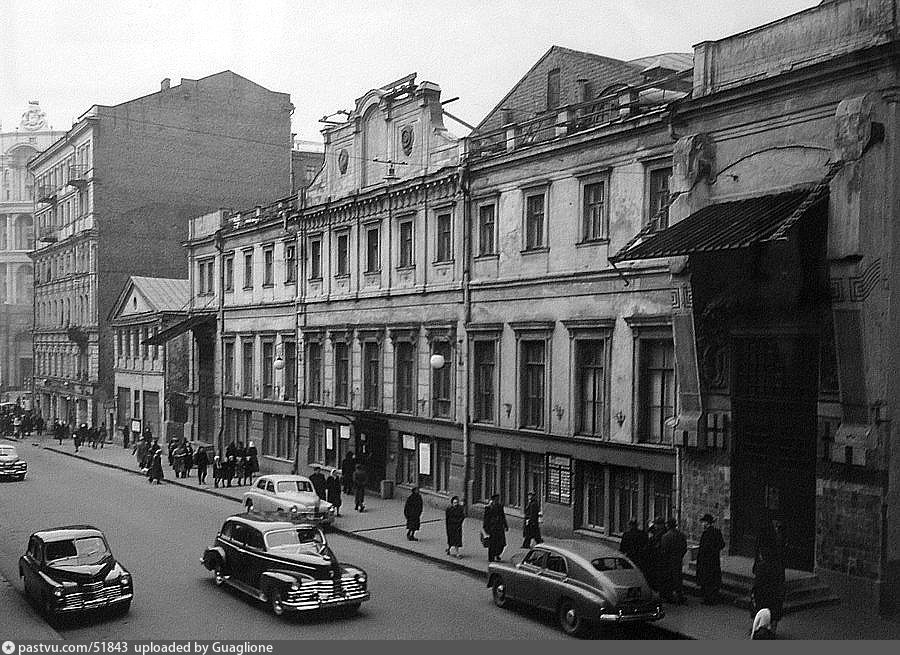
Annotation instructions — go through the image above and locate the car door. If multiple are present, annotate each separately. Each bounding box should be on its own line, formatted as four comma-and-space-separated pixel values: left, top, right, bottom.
539, 552, 571, 611
20, 537, 41, 599
242, 527, 267, 591
510, 548, 548, 607
219, 521, 248, 582
265, 480, 280, 511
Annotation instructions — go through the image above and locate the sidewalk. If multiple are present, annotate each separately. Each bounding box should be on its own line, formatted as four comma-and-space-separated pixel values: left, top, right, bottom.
20, 435, 900, 640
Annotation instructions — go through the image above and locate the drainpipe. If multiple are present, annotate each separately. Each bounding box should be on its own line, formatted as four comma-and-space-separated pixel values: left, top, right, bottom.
293, 193, 307, 476
460, 157, 472, 508
214, 224, 225, 451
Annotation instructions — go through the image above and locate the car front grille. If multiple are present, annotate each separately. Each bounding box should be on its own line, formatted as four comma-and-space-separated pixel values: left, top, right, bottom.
284, 574, 367, 608
59, 582, 130, 610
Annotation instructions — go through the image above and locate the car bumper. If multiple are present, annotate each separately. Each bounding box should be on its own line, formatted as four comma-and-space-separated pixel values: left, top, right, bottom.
54, 590, 133, 613
283, 589, 369, 611
0, 464, 26, 477
598, 604, 665, 623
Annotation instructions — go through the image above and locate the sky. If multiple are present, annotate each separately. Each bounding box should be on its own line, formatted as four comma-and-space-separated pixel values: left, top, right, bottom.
1, 0, 820, 142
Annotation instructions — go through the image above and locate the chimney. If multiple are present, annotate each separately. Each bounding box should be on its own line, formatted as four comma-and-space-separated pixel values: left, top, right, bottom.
161, 78, 171, 91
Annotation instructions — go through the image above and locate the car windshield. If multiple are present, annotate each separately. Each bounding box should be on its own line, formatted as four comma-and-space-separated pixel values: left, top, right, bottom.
45, 536, 110, 565
591, 557, 634, 572
264, 528, 328, 555
0, 446, 17, 457
276, 480, 313, 493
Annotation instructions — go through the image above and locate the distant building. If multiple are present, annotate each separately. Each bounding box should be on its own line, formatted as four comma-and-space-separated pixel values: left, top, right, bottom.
108, 276, 191, 443
0, 102, 65, 395
291, 139, 324, 192
29, 71, 293, 429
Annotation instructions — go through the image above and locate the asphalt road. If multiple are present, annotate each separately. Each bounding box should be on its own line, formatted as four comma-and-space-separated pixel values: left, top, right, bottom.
0, 441, 677, 640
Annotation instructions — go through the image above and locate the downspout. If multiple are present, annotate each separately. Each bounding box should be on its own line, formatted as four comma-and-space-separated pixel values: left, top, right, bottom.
460, 156, 472, 508
293, 194, 307, 476
214, 224, 225, 451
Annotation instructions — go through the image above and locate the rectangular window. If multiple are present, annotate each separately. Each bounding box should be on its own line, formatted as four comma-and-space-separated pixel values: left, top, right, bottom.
224, 341, 235, 395
116, 331, 122, 360
398, 220, 413, 267
224, 255, 234, 292
473, 340, 495, 423
584, 464, 606, 530
283, 341, 296, 400
643, 471, 672, 524
198, 259, 214, 295
520, 340, 546, 429
435, 439, 451, 493
397, 435, 416, 485
307, 341, 322, 403
639, 338, 675, 444
432, 341, 452, 418
478, 204, 495, 256
334, 342, 349, 406
309, 239, 322, 279
609, 467, 639, 536
525, 452, 544, 504
124, 329, 131, 358
582, 181, 607, 241
366, 226, 380, 273
336, 233, 349, 276
525, 193, 545, 250
243, 251, 253, 289
242, 339, 254, 396
547, 68, 561, 110
475, 445, 498, 502
284, 244, 296, 284
576, 339, 606, 436
395, 341, 415, 414
309, 421, 326, 465
500, 449, 522, 508
263, 246, 274, 286
363, 341, 381, 410
648, 167, 672, 231
262, 341, 274, 398
133, 390, 141, 419
435, 213, 452, 262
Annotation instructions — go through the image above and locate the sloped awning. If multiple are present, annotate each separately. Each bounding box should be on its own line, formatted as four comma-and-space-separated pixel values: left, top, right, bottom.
142, 313, 216, 346
608, 157, 847, 264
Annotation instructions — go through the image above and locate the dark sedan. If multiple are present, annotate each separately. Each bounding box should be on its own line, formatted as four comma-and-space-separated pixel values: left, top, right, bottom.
487, 543, 663, 636
19, 526, 133, 623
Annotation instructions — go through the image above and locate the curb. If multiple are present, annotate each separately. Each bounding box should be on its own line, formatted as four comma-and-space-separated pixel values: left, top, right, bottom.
40, 445, 690, 639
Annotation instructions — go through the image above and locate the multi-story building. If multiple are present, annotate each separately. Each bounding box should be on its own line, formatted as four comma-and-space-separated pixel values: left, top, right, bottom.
611, 0, 900, 613
291, 139, 324, 193
29, 71, 293, 429
108, 277, 191, 442
0, 102, 64, 395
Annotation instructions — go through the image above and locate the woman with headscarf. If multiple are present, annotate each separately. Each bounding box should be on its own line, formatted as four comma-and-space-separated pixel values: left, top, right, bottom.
445, 496, 465, 558
246, 441, 259, 483
404, 487, 424, 541
751, 608, 776, 640
147, 449, 164, 485
752, 546, 785, 633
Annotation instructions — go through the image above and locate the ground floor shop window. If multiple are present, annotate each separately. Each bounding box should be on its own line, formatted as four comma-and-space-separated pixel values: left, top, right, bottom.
500, 449, 522, 508
524, 452, 544, 502
584, 464, 606, 531
263, 414, 294, 461
308, 420, 341, 466
225, 408, 252, 447
574, 463, 672, 535
475, 445, 536, 508
643, 471, 673, 524
474, 444, 498, 502
609, 466, 639, 536
396, 434, 451, 493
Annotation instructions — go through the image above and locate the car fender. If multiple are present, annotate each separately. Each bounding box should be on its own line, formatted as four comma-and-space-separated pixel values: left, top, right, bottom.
202, 546, 226, 570
555, 580, 608, 618
259, 570, 312, 594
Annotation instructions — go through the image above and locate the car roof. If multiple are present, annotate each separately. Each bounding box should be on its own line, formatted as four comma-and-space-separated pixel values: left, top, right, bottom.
527, 540, 625, 567
33, 526, 105, 542
257, 474, 312, 483
224, 512, 318, 532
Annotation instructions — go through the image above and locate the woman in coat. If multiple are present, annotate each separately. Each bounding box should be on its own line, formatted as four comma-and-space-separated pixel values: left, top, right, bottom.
445, 496, 465, 558
697, 513, 726, 604
147, 450, 164, 485
246, 441, 259, 482
404, 487, 424, 541
341, 452, 356, 495
752, 546, 785, 632
212, 455, 223, 488
326, 470, 343, 517
482, 494, 508, 562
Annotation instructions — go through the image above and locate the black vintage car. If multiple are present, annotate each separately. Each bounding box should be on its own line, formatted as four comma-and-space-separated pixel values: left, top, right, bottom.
202, 512, 369, 617
19, 526, 133, 622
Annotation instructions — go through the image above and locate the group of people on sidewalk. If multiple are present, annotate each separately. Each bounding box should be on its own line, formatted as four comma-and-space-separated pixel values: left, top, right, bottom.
210, 441, 260, 487
50, 419, 107, 451
0, 409, 43, 439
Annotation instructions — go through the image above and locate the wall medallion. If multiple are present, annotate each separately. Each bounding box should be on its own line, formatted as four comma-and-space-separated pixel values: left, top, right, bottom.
338, 149, 349, 175
401, 125, 415, 156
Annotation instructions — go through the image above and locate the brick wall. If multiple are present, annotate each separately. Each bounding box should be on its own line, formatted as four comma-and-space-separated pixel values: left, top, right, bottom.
682, 450, 731, 545
816, 478, 883, 580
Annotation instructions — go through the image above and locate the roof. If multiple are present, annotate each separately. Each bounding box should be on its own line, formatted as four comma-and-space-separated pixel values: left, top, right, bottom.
130, 277, 191, 312
257, 474, 313, 483
142, 313, 216, 346
529, 540, 623, 564
610, 190, 824, 263
224, 512, 316, 531
33, 526, 104, 542
628, 52, 694, 73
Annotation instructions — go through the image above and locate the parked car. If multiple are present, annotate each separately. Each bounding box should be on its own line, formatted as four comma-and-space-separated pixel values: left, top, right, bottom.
19, 526, 133, 623
0, 443, 27, 480
201, 512, 369, 616
487, 543, 664, 637
242, 474, 335, 527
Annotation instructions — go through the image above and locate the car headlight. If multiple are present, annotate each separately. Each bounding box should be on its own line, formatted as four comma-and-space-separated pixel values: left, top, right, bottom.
53, 586, 64, 597
290, 505, 298, 513
290, 583, 299, 591
353, 573, 367, 584
120, 573, 131, 586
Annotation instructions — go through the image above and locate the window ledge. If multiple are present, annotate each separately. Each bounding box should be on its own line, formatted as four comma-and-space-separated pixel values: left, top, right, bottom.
283, 281, 296, 286
333, 273, 350, 279
520, 247, 550, 256
364, 269, 381, 275
262, 455, 293, 463
224, 288, 234, 294
308, 277, 323, 282
242, 286, 253, 291
432, 259, 454, 266
262, 283, 274, 288
474, 253, 499, 261
396, 265, 416, 271
575, 239, 609, 248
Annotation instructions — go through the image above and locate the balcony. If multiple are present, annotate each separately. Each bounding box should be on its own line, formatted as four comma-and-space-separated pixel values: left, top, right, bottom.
66, 166, 88, 189
37, 224, 58, 243
36, 185, 57, 205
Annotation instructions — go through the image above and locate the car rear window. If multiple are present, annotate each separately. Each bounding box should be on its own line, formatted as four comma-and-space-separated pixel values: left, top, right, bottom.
276, 480, 313, 493
591, 557, 634, 571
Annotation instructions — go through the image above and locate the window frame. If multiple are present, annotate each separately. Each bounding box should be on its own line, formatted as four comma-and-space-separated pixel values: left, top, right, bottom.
430, 340, 453, 419
394, 338, 417, 415
628, 321, 676, 445
333, 338, 350, 407
334, 230, 350, 277
434, 212, 453, 263
242, 249, 254, 290
306, 338, 323, 404
471, 337, 498, 425
512, 322, 553, 432
476, 201, 497, 257
521, 185, 549, 252
223, 340, 235, 395
365, 224, 381, 273
361, 337, 382, 411
242, 337, 255, 397
284, 242, 297, 285
578, 173, 610, 243
645, 163, 673, 232
308, 236, 322, 280
262, 339, 275, 399
223, 253, 234, 292
397, 218, 414, 268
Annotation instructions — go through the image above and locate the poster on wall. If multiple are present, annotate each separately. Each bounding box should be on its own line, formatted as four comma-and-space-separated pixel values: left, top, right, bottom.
130, 419, 141, 434
402, 433, 416, 450
546, 454, 572, 505
339, 425, 351, 440
325, 428, 334, 450
418, 440, 431, 475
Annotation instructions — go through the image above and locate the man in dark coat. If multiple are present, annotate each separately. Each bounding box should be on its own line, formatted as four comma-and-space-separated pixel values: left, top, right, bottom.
309, 465, 327, 499
353, 463, 368, 512
404, 487, 424, 541
522, 492, 543, 548
341, 452, 356, 495
482, 494, 508, 562
326, 470, 343, 517
697, 513, 726, 604
445, 496, 465, 557
147, 449, 164, 484
646, 516, 667, 591
194, 445, 209, 485
659, 518, 688, 603
620, 518, 649, 574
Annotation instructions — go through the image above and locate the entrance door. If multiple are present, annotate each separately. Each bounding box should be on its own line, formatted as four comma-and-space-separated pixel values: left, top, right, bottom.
731, 334, 817, 571
354, 414, 388, 491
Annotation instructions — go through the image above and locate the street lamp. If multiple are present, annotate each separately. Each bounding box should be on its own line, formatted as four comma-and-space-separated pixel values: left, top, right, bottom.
429, 353, 445, 370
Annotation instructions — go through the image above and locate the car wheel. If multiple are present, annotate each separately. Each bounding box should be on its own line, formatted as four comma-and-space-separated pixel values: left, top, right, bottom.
270, 588, 285, 617
491, 576, 508, 609
558, 599, 586, 637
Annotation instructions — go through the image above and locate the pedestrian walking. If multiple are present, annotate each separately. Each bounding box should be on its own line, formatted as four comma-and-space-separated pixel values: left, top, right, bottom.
194, 445, 209, 485
224, 455, 236, 488
55, 420, 64, 446
697, 513, 726, 605
184, 442, 194, 479
353, 463, 368, 512
646, 516, 666, 591
173, 440, 187, 478
97, 422, 106, 448
620, 518, 649, 574
245, 441, 259, 483
445, 495, 465, 558
482, 494, 508, 562
752, 546, 785, 632
35, 416, 44, 437
233, 453, 245, 486
122, 425, 130, 449
660, 518, 688, 603
212, 455, 223, 488
309, 465, 327, 499
147, 449, 164, 484
404, 487, 424, 541
522, 491, 543, 548
326, 469, 342, 517
341, 452, 356, 494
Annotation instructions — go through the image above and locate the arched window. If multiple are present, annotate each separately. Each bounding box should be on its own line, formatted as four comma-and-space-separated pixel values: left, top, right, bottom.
14, 214, 33, 250
15, 264, 33, 303
0, 215, 7, 250
361, 103, 385, 188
